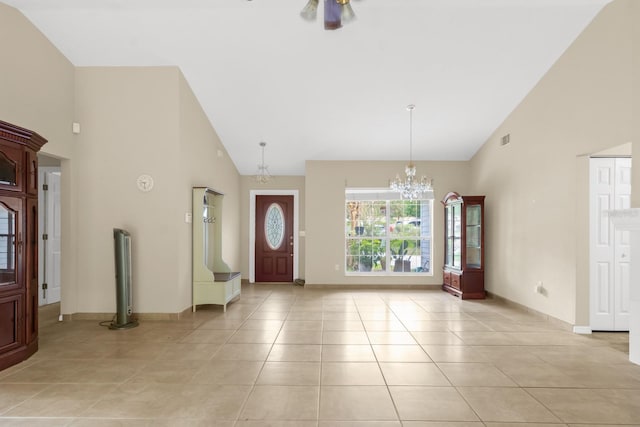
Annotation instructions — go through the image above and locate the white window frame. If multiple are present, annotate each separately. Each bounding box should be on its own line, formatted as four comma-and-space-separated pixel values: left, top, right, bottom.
345, 188, 434, 277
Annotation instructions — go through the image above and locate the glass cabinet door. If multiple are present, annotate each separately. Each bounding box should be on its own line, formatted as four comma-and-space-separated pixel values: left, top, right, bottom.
0, 143, 23, 192
0, 201, 18, 287
466, 204, 482, 268
452, 202, 462, 269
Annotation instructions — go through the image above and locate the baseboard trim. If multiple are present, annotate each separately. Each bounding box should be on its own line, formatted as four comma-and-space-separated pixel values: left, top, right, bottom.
484, 290, 574, 332
573, 325, 593, 334
304, 284, 441, 290
63, 312, 183, 322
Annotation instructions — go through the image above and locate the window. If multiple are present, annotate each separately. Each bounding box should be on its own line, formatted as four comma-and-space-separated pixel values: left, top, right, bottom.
345, 189, 432, 274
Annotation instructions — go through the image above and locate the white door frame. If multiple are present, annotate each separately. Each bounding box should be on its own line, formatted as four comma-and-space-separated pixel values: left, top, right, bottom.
250, 190, 299, 283
38, 166, 62, 305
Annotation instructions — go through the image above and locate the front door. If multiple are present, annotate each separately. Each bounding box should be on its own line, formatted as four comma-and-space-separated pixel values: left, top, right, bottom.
255, 195, 294, 282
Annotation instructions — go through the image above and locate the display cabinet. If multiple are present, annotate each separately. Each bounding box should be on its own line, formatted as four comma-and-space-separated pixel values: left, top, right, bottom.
442, 192, 485, 299
0, 120, 47, 371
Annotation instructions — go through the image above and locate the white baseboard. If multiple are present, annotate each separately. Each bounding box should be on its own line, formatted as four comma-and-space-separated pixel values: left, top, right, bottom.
573, 325, 593, 334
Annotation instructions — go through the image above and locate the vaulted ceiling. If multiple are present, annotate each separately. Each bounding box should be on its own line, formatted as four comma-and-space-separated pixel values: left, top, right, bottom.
3, 0, 611, 175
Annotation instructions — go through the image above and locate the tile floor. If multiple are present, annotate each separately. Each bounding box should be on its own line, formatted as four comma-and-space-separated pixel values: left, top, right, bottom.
1, 284, 639, 426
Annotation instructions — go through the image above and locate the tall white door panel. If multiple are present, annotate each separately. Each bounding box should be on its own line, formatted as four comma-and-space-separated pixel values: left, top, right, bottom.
590, 157, 631, 331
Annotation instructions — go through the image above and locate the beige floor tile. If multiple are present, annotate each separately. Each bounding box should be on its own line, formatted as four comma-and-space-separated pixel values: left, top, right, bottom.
180, 329, 235, 344
256, 361, 321, 385
527, 388, 640, 424
421, 345, 488, 363
402, 320, 450, 331
228, 329, 280, 344
322, 311, 361, 321
483, 424, 567, 427
367, 331, 417, 345
505, 331, 592, 346
321, 362, 385, 385
474, 346, 545, 365
457, 387, 561, 423
372, 345, 432, 362
0, 383, 53, 414
319, 422, 401, 427
288, 311, 324, 320
444, 320, 493, 332
199, 318, 246, 330
126, 359, 202, 384
267, 344, 322, 361
411, 331, 465, 345
160, 384, 252, 419
437, 363, 517, 387
240, 319, 285, 330
249, 308, 290, 318
319, 386, 398, 421
0, 359, 147, 384
453, 331, 517, 346
0, 419, 73, 426
379, 362, 450, 386
402, 423, 484, 427
190, 360, 263, 384
159, 343, 221, 361
240, 385, 319, 420
323, 320, 365, 331
496, 362, 584, 387
237, 421, 317, 427
80, 383, 179, 418
323, 331, 370, 345
363, 320, 407, 331
389, 386, 479, 421
322, 345, 376, 362
281, 320, 323, 330
358, 312, 400, 322
276, 329, 323, 344
4, 384, 122, 417
212, 343, 272, 361
3, 290, 637, 425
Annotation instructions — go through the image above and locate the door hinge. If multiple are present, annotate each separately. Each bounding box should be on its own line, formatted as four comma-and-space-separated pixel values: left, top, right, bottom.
43, 184, 49, 191
42, 283, 48, 290
42, 234, 48, 241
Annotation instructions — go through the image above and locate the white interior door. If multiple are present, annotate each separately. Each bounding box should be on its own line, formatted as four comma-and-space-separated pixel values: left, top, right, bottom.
590, 157, 631, 331
38, 168, 62, 305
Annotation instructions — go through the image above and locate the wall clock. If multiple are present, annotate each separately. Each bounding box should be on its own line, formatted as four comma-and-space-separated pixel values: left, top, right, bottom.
136, 174, 154, 192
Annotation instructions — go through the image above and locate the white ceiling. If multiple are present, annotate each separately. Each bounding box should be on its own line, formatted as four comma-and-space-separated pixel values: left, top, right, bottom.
4, 0, 611, 175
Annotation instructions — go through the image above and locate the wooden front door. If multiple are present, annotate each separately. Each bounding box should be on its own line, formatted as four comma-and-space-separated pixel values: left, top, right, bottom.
255, 195, 294, 282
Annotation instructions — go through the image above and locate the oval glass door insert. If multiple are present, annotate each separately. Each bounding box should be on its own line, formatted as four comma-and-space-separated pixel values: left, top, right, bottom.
265, 203, 285, 250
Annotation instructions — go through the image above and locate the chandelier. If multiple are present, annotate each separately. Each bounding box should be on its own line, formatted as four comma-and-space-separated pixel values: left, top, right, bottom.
255, 141, 272, 184
390, 105, 433, 200
300, 0, 356, 30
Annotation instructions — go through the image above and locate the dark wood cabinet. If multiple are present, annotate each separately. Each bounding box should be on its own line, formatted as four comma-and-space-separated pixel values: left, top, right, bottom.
442, 192, 485, 299
0, 120, 46, 371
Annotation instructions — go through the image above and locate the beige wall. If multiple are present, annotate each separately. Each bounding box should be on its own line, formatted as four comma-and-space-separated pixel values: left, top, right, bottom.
73, 67, 182, 314
305, 160, 470, 285
240, 176, 306, 280
178, 73, 242, 308
0, 3, 75, 160
469, 0, 635, 324
0, 3, 78, 316
72, 67, 241, 315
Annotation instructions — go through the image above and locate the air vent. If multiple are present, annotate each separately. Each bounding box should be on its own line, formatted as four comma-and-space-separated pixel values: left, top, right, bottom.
500, 134, 511, 146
